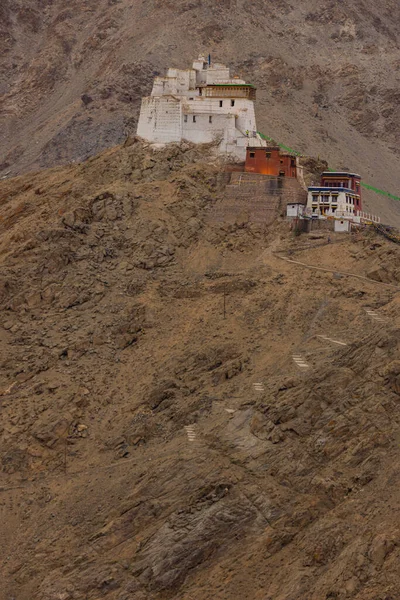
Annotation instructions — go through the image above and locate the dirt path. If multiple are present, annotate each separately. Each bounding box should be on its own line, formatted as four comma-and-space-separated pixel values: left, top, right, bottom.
274, 253, 400, 290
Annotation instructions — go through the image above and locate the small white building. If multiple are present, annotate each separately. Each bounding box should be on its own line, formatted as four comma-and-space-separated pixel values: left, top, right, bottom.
286, 202, 305, 218
334, 217, 352, 232
136, 56, 267, 160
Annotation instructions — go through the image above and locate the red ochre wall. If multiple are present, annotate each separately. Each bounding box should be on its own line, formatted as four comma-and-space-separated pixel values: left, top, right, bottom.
245, 148, 297, 177
321, 174, 362, 210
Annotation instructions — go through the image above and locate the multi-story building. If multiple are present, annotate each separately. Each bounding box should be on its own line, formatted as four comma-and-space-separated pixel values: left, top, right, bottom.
136, 56, 267, 160
307, 171, 362, 217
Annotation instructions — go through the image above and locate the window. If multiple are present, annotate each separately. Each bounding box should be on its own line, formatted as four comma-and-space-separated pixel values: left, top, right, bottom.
266, 152, 271, 159
189, 97, 194, 100
280, 159, 284, 164
291, 159, 295, 167
219, 100, 223, 107
209, 116, 212, 124
184, 115, 188, 123
193, 116, 196, 123
231, 100, 235, 107
279, 171, 285, 177
249, 152, 255, 158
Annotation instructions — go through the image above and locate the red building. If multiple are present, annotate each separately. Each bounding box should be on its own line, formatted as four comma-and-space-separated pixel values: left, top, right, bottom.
307, 171, 363, 216
245, 146, 297, 177
320, 172, 362, 208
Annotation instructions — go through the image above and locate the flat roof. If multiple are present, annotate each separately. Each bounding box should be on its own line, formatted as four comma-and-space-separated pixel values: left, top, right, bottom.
207, 83, 256, 89
247, 146, 280, 150
309, 186, 360, 194
246, 146, 296, 155
322, 171, 361, 178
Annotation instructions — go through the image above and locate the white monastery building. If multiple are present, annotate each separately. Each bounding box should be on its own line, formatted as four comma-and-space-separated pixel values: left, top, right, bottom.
306, 172, 362, 218
136, 56, 267, 160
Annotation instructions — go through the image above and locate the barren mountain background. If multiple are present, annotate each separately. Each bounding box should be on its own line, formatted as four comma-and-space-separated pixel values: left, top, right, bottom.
1, 2, 400, 600
1, 0, 400, 222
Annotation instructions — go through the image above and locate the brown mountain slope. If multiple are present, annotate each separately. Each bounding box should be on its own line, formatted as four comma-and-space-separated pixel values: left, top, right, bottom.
1, 0, 400, 224
1, 141, 400, 600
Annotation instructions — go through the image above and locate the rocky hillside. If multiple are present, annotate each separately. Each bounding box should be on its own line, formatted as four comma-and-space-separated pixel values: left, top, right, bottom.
1, 141, 400, 600
1, 0, 400, 223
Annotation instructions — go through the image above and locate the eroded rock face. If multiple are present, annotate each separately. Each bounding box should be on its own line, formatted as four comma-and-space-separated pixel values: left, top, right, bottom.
132, 488, 257, 592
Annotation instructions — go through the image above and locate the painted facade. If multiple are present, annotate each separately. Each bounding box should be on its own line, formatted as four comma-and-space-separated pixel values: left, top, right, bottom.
245, 146, 298, 177
321, 172, 361, 201
307, 171, 362, 217
136, 56, 267, 160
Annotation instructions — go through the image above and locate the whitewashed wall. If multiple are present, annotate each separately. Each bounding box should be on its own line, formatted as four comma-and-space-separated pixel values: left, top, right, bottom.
286, 204, 304, 218
206, 66, 230, 84
137, 97, 182, 143
307, 190, 357, 216
136, 59, 266, 159
334, 219, 351, 232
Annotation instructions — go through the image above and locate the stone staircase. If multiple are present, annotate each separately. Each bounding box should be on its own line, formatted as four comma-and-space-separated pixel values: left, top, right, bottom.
207, 172, 307, 226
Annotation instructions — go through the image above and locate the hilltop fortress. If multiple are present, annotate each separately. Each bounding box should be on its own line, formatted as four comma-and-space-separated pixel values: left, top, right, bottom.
136, 56, 382, 229
136, 56, 267, 160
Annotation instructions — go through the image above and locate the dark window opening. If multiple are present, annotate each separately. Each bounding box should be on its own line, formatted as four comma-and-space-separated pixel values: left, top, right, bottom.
266, 152, 271, 159
291, 159, 296, 167
209, 116, 212, 123
193, 116, 196, 122
249, 152, 255, 158
219, 100, 223, 107
189, 97, 194, 100
280, 159, 284, 164
279, 171, 286, 177
184, 115, 188, 123
231, 100, 235, 107
199, 88, 202, 96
